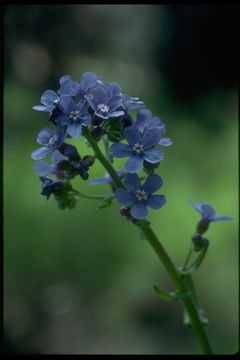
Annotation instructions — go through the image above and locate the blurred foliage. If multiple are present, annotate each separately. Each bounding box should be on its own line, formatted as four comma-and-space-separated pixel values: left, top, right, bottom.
4, 4, 238, 355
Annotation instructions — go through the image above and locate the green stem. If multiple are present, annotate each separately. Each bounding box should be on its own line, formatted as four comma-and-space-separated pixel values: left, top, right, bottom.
138, 225, 213, 355
85, 131, 213, 355
77, 191, 113, 201
84, 129, 124, 189
183, 246, 193, 269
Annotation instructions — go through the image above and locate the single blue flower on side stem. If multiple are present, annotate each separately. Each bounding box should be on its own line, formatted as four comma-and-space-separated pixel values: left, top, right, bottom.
189, 201, 233, 234
58, 96, 90, 138
110, 124, 164, 173
115, 173, 166, 219
31, 126, 67, 160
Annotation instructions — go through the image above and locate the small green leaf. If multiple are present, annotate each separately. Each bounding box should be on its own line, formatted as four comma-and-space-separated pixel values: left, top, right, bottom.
97, 196, 112, 209
153, 285, 176, 301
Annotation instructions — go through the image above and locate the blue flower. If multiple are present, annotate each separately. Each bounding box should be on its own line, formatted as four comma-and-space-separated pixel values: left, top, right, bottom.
58, 96, 90, 138
33, 90, 59, 113
85, 85, 124, 120
89, 169, 125, 186
115, 173, 166, 219
110, 124, 164, 173
58, 72, 101, 99
31, 126, 67, 160
136, 109, 172, 147
189, 201, 233, 222
34, 150, 67, 178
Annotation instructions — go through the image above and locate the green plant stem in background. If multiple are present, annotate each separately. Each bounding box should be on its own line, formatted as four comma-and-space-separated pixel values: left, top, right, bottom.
85, 135, 213, 355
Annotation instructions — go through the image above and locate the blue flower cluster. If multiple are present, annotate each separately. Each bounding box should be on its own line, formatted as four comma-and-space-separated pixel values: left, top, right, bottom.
31, 72, 172, 214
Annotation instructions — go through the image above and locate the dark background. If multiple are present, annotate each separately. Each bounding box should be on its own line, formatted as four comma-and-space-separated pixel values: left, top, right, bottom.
4, 5, 238, 354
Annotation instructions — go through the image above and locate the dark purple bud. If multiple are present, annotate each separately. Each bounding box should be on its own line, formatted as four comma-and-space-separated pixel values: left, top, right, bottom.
90, 126, 104, 137
58, 143, 81, 162
122, 113, 133, 128
196, 219, 210, 235
192, 233, 209, 251
81, 155, 95, 168
92, 115, 104, 126
120, 206, 131, 217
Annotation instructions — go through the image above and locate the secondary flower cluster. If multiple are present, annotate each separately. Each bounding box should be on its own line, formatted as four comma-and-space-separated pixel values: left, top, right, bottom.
31, 72, 172, 215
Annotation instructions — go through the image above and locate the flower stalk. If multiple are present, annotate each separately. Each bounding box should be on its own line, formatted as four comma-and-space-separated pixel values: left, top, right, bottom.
87, 137, 213, 355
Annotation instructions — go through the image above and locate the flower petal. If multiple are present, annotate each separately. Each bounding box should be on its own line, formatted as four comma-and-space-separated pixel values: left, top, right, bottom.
37, 128, 53, 145
125, 156, 143, 173
130, 202, 148, 219
110, 143, 132, 158
52, 150, 66, 164
144, 148, 164, 163
123, 173, 141, 193
124, 125, 141, 146
89, 177, 112, 185
142, 128, 161, 149
93, 86, 107, 104
32, 105, 48, 111
201, 204, 216, 220
109, 110, 125, 118
67, 123, 82, 138
213, 215, 233, 222
59, 95, 74, 114
106, 96, 122, 111
147, 194, 166, 209
159, 138, 172, 146
33, 161, 53, 176
31, 147, 52, 160
81, 72, 100, 92
136, 109, 152, 129
115, 189, 135, 206
41, 90, 58, 106
142, 173, 163, 194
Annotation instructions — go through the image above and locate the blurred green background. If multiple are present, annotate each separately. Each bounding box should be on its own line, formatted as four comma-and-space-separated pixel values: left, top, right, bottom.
4, 5, 238, 354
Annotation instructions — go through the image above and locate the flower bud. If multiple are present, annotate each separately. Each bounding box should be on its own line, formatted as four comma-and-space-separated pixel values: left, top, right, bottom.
192, 233, 209, 251
122, 113, 133, 128
196, 219, 209, 235
81, 155, 95, 168
90, 126, 104, 137
120, 207, 131, 217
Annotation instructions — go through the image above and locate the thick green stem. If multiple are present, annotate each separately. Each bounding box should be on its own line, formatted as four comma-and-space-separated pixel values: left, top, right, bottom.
138, 225, 213, 355
85, 133, 213, 354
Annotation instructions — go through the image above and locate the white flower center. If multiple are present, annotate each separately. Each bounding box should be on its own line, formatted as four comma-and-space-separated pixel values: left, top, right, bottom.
69, 110, 80, 121
48, 134, 58, 146
135, 190, 148, 201
97, 103, 109, 113
132, 143, 144, 154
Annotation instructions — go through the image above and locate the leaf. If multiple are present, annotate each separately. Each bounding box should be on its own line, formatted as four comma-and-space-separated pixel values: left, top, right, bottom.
153, 285, 176, 301
97, 196, 112, 209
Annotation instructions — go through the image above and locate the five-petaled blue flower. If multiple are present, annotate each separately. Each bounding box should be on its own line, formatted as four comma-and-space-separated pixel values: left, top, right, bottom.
33, 90, 59, 113
115, 173, 166, 219
58, 72, 101, 99
85, 85, 124, 120
31, 126, 67, 160
136, 109, 172, 147
58, 96, 90, 138
189, 201, 233, 223
110, 124, 164, 173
